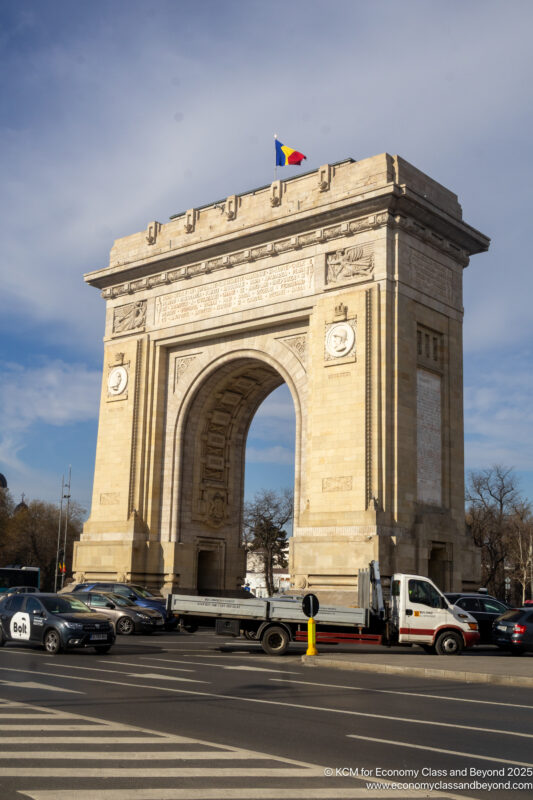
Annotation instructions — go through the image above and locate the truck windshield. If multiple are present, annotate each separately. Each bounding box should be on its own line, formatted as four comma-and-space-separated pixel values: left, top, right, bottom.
408, 579, 442, 608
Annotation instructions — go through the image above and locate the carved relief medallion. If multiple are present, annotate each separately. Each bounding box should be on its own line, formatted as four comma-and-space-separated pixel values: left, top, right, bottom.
325, 322, 356, 359
107, 365, 128, 396
113, 300, 147, 334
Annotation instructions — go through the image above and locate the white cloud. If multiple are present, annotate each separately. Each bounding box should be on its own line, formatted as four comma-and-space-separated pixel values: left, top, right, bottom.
0, 360, 100, 468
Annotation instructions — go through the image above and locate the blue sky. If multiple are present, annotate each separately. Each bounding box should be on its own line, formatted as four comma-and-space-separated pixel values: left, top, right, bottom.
1, 0, 532, 514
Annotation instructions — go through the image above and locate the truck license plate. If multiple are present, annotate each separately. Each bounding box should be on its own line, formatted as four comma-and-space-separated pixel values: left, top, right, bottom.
91, 633, 107, 640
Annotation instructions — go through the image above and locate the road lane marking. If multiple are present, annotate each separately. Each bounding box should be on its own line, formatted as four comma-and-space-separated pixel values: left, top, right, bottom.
269, 677, 533, 710
5, 665, 533, 742
140, 656, 301, 673
347, 733, 533, 768
0, 737, 196, 744
0, 750, 273, 760
17, 790, 458, 800
125, 673, 208, 683
0, 767, 320, 777
0, 724, 130, 731
0, 680, 83, 694
98, 660, 195, 672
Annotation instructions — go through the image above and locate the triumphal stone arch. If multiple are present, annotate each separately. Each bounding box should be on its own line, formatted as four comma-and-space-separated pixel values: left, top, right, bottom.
74, 154, 489, 600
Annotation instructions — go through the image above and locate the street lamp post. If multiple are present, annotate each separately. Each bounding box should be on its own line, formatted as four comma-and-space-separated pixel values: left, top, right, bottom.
60, 466, 71, 590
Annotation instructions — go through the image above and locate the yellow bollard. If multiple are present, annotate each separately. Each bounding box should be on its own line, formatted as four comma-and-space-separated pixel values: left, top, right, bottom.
306, 616, 318, 656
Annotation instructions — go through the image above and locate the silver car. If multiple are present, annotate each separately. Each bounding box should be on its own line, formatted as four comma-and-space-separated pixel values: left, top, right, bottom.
75, 591, 165, 635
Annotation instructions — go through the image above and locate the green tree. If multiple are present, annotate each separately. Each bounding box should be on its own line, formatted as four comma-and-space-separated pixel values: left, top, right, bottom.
243, 488, 293, 596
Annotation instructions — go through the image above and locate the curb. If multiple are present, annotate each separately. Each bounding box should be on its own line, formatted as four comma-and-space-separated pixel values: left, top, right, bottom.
301, 656, 533, 688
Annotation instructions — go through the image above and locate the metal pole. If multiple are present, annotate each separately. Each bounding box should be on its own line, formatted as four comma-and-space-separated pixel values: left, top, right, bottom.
61, 466, 71, 590
54, 475, 64, 593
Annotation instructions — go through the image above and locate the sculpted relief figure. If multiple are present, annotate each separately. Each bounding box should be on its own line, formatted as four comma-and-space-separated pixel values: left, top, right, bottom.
327, 245, 374, 284
325, 322, 355, 359
113, 300, 146, 333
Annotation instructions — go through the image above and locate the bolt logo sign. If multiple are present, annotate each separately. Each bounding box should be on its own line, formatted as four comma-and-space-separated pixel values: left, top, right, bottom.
10, 612, 30, 640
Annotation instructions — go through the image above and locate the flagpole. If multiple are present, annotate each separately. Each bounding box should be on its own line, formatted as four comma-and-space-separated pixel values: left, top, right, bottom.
274, 134, 277, 182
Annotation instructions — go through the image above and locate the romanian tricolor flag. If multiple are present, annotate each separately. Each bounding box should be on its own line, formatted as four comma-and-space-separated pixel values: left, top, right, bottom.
275, 137, 306, 166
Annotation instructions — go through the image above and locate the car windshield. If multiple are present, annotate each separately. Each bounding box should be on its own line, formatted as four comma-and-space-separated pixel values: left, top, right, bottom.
108, 594, 135, 607
41, 596, 91, 614
130, 585, 160, 598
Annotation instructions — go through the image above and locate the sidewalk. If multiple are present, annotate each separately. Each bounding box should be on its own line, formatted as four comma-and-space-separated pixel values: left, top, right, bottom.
301, 646, 533, 688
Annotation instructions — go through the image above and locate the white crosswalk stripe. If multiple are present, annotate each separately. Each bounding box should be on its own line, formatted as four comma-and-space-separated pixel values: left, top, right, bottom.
0, 699, 472, 800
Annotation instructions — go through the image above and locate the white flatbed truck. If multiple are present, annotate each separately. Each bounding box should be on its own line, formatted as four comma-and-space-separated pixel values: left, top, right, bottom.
168, 562, 480, 656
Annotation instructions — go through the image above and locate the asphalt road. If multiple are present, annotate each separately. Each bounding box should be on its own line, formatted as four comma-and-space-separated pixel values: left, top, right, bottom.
0, 629, 532, 800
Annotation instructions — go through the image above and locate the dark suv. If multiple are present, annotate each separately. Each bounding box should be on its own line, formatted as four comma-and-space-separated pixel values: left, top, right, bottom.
444, 593, 510, 643
71, 582, 177, 630
493, 608, 533, 655
0, 593, 115, 654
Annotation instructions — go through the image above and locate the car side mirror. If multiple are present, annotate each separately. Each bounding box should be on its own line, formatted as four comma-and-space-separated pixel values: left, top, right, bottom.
106, 602, 115, 609
32, 609, 44, 617
128, 595, 136, 602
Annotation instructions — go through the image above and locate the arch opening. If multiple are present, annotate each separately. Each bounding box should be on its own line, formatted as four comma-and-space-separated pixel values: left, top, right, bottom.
176, 356, 298, 594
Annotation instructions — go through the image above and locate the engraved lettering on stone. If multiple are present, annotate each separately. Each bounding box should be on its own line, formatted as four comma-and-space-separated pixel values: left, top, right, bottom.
107, 365, 128, 396
325, 321, 356, 359
327, 245, 374, 284
113, 300, 146, 333
100, 492, 120, 505
417, 369, 442, 506
155, 260, 313, 327
322, 477, 353, 492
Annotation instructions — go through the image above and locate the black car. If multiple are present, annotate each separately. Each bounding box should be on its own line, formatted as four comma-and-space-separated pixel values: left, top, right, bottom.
444, 593, 510, 643
492, 608, 533, 655
0, 593, 115, 654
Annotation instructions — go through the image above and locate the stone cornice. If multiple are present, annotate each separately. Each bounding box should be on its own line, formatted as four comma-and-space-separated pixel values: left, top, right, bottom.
86, 156, 489, 295
98, 202, 479, 300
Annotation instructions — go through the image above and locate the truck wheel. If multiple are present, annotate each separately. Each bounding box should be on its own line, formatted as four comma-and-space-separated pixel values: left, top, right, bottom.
435, 630, 463, 655
262, 626, 289, 656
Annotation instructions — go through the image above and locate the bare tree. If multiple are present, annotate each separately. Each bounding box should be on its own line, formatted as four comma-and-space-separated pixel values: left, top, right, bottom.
507, 502, 533, 605
3, 497, 84, 590
466, 465, 520, 599
243, 488, 293, 596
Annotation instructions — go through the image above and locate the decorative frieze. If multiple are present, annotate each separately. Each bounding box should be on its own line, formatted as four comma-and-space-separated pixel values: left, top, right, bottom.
174, 355, 199, 389
101, 212, 390, 300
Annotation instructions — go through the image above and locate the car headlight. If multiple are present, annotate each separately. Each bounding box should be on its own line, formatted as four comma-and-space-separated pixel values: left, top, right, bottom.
65, 622, 84, 631
135, 613, 150, 620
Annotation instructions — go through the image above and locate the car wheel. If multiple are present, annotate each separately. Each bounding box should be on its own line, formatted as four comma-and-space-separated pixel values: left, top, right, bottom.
44, 629, 62, 655
434, 630, 463, 655
261, 625, 289, 656
116, 616, 135, 635
94, 645, 112, 654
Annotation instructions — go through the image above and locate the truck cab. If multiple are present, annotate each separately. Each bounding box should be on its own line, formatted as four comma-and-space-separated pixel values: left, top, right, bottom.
390, 573, 480, 654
